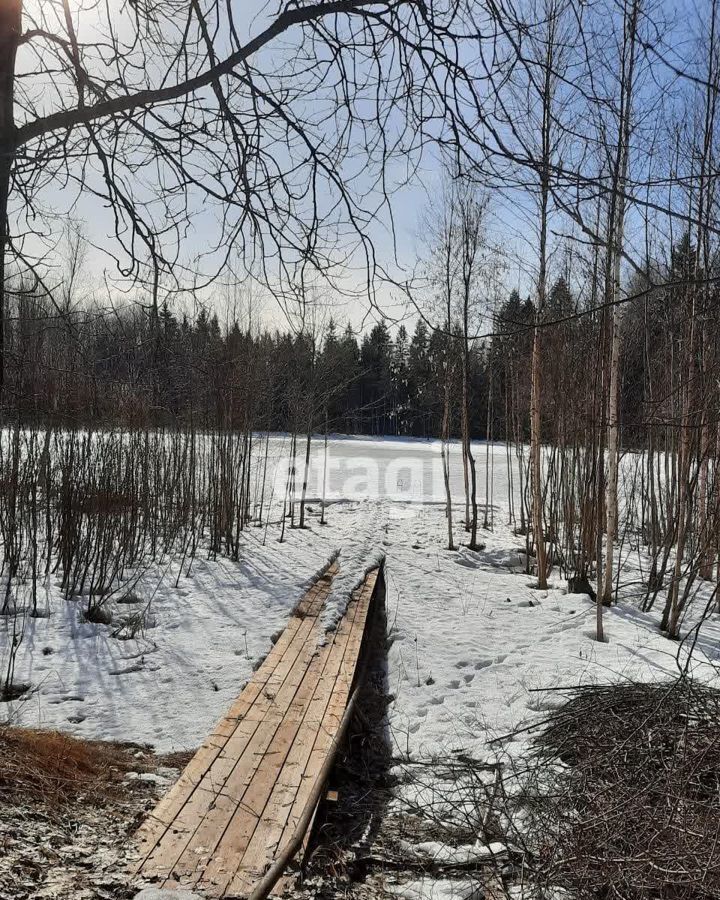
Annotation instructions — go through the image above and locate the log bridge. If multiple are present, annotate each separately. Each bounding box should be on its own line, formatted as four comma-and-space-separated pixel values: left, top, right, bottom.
131, 562, 381, 899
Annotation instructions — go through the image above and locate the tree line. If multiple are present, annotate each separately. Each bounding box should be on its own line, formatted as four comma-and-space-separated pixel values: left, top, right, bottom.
4, 289, 493, 437
5, 240, 711, 457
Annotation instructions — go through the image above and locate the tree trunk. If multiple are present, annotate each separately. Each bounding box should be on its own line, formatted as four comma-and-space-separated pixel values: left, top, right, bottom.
461, 340, 479, 548
530, 6, 554, 590
0, 0, 20, 400
530, 323, 547, 587
442, 339, 455, 551
298, 426, 312, 528
601, 0, 639, 606
602, 275, 622, 605
320, 408, 328, 525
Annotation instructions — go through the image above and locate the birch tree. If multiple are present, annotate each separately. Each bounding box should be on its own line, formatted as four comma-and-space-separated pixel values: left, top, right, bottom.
600, 0, 641, 611
527, 0, 566, 589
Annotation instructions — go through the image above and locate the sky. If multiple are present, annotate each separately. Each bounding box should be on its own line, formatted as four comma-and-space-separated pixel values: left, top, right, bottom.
15, 0, 701, 341
15, 0, 536, 340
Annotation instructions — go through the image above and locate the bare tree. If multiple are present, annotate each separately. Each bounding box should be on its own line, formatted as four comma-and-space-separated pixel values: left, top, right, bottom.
600, 0, 641, 610
0, 0, 513, 399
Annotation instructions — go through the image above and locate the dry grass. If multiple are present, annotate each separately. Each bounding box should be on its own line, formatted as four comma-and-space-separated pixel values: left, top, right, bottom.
0, 728, 194, 900
0, 726, 151, 808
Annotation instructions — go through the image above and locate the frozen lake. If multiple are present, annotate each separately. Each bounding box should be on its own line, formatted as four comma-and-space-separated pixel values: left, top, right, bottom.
259, 434, 520, 507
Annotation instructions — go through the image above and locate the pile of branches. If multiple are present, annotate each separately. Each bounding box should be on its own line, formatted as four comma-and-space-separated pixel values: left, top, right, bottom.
520, 680, 720, 900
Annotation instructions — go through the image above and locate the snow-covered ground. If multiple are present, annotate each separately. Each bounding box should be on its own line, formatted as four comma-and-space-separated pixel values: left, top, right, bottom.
2, 435, 720, 894
0, 530, 327, 747
3, 435, 718, 750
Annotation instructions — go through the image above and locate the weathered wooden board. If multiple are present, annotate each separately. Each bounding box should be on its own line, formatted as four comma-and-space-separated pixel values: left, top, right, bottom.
132, 564, 378, 899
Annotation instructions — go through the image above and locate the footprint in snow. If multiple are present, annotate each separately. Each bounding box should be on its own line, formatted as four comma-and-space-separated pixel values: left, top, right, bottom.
463, 673, 475, 684
449, 679, 460, 689
549, 621, 577, 634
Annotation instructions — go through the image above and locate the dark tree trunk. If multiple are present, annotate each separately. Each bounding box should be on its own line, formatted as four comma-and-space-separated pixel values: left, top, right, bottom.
0, 0, 20, 401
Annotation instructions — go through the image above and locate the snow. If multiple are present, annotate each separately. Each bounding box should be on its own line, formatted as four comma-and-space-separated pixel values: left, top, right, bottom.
385, 877, 479, 900
134, 890, 204, 900
1, 530, 332, 749
399, 839, 507, 865
3, 434, 720, 896
321, 541, 386, 634
4, 433, 718, 755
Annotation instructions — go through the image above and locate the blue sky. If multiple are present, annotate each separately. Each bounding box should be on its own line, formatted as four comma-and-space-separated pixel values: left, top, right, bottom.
16, 0, 703, 339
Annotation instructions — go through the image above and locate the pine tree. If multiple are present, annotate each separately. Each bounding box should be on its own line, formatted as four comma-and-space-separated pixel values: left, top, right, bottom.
391, 324, 410, 434
408, 321, 432, 436
361, 321, 393, 434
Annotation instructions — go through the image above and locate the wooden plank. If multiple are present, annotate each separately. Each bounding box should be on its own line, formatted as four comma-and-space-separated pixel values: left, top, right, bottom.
221, 588, 368, 896
273, 571, 376, 852
133, 564, 378, 900
267, 573, 376, 898
133, 571, 333, 875
194, 591, 366, 896
167, 619, 328, 887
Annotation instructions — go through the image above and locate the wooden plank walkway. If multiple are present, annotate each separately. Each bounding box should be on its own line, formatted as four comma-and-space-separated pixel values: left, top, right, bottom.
131, 564, 378, 898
